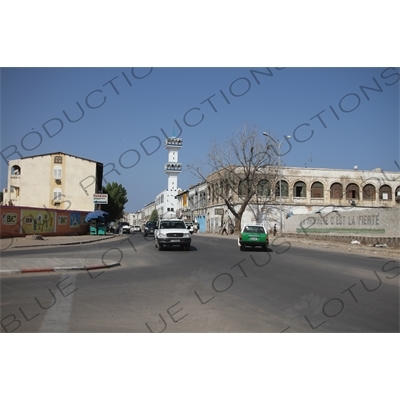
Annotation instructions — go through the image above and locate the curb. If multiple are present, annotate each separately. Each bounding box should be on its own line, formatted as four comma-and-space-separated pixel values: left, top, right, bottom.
10, 235, 117, 249
0, 262, 121, 275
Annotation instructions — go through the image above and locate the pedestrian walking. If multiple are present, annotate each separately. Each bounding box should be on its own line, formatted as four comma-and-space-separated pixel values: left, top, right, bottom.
273, 224, 277, 236
221, 221, 228, 235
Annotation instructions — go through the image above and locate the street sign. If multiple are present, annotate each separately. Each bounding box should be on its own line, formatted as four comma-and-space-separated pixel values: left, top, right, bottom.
93, 193, 108, 204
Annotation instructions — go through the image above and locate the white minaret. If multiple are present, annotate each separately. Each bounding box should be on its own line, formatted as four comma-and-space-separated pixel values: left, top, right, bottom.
154, 136, 183, 218
164, 137, 182, 191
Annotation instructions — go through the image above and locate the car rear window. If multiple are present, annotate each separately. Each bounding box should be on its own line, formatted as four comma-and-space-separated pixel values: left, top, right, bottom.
243, 226, 265, 233
160, 221, 186, 229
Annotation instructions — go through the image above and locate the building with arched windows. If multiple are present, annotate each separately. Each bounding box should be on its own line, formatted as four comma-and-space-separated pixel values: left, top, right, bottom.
2, 152, 103, 211
203, 166, 400, 233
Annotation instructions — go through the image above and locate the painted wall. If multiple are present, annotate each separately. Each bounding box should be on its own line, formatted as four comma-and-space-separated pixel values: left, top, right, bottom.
64, 155, 99, 211
1, 206, 90, 238
284, 208, 400, 237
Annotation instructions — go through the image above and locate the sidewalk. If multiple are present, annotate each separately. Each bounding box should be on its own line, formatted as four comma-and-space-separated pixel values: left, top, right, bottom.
197, 231, 400, 258
0, 233, 121, 275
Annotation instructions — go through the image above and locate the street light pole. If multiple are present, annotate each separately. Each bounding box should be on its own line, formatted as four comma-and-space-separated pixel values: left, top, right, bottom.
263, 132, 291, 234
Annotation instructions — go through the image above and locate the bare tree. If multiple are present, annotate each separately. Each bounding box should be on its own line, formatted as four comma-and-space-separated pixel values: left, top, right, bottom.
189, 124, 279, 232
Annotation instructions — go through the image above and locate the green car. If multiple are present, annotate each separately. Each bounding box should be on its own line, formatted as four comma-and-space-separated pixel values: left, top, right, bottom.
238, 225, 269, 251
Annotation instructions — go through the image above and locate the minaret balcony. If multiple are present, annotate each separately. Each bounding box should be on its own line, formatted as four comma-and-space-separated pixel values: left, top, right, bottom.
165, 138, 183, 148
165, 163, 182, 172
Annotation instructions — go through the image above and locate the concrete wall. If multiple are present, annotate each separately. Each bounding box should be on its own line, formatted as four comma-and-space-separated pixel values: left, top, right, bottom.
283, 233, 400, 248
64, 156, 99, 211
285, 208, 399, 237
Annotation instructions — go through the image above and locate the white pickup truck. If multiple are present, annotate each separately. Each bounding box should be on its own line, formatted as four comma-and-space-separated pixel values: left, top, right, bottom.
154, 219, 191, 251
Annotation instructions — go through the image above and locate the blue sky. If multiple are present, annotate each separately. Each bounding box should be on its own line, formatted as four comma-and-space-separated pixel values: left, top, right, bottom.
1, 67, 399, 212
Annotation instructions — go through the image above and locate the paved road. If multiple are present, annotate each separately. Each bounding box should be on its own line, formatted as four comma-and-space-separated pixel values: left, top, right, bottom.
0, 233, 120, 273
1, 231, 398, 272
1, 232, 399, 333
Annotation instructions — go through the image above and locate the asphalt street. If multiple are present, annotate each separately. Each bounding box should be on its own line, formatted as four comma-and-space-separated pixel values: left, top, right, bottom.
0, 233, 120, 273
1, 232, 399, 333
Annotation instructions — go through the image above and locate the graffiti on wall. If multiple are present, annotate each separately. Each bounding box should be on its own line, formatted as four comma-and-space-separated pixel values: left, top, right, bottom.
296, 212, 386, 235
70, 212, 81, 228
21, 209, 55, 234
57, 215, 68, 225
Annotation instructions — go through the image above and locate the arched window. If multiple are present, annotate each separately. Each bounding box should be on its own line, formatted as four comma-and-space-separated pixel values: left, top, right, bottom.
396, 186, 400, 203
363, 184, 376, 200
222, 180, 230, 197
11, 165, 21, 175
346, 183, 359, 199
379, 185, 392, 200
257, 179, 271, 196
238, 180, 248, 196
53, 165, 62, 179
311, 182, 324, 198
294, 181, 306, 198
330, 183, 343, 199
275, 180, 289, 197
219, 181, 225, 197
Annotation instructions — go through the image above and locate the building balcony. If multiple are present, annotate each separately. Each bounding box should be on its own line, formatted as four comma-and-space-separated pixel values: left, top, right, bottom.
310, 197, 325, 203
165, 138, 183, 148
10, 175, 20, 185
293, 197, 307, 203
164, 163, 182, 172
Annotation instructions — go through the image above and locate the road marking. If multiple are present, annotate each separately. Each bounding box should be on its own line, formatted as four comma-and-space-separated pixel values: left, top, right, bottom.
39, 273, 77, 333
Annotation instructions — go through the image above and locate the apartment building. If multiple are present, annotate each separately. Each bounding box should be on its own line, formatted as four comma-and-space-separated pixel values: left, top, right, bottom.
3, 152, 103, 211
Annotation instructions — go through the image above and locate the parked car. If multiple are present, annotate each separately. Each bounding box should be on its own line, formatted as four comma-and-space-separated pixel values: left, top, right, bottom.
143, 220, 157, 236
185, 223, 194, 234
117, 222, 130, 234
238, 224, 269, 251
154, 219, 191, 251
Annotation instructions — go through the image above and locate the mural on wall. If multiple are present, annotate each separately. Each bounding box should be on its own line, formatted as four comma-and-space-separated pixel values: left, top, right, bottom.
2, 212, 18, 225
70, 212, 81, 228
0, 206, 90, 238
21, 209, 55, 234
80, 215, 88, 226
57, 214, 68, 225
